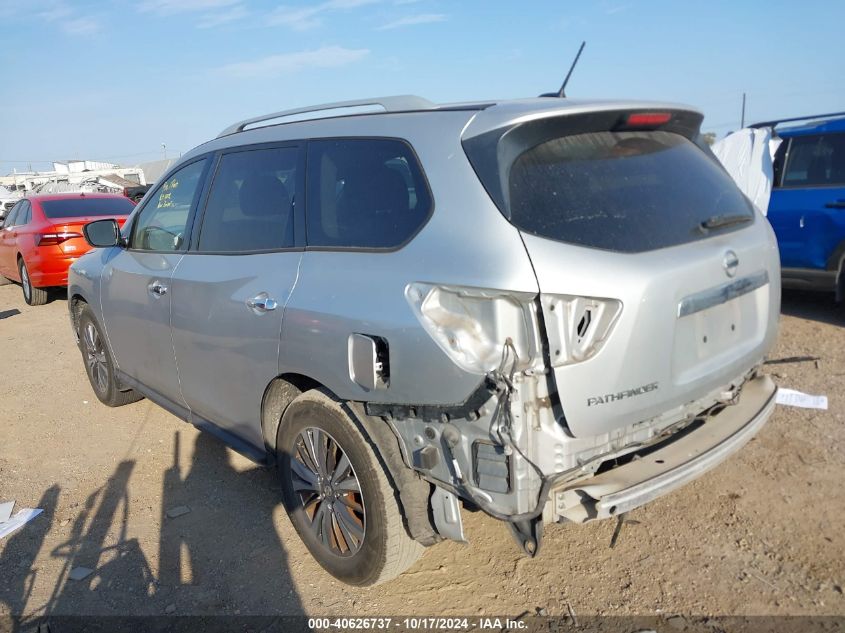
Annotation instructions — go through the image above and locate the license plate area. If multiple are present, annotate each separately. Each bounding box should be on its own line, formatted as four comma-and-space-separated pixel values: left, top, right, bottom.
672, 275, 769, 385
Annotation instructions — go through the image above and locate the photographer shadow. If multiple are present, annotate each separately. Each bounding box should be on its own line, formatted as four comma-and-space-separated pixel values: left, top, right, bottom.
0, 485, 60, 631
35, 430, 305, 628
156, 432, 305, 616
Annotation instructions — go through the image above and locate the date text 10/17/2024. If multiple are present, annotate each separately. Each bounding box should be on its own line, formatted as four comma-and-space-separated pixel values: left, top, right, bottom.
308, 617, 529, 630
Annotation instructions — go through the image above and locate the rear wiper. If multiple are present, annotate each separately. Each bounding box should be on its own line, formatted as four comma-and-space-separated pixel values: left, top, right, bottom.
699, 214, 752, 231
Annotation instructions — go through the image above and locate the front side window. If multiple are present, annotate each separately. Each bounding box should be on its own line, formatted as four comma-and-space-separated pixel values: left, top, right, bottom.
131, 159, 207, 252
198, 147, 297, 252
306, 139, 431, 249
772, 140, 788, 188
782, 133, 845, 188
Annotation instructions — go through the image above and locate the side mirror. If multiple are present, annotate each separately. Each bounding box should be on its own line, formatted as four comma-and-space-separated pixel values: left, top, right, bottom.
83, 219, 122, 248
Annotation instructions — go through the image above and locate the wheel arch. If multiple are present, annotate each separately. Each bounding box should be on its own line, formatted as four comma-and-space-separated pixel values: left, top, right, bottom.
831, 241, 845, 302
261, 373, 322, 454
7, 252, 24, 282
69, 293, 88, 340
262, 373, 440, 545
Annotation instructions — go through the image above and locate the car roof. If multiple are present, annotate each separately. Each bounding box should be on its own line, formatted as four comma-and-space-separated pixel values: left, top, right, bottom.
24, 192, 128, 202
777, 116, 845, 137
182, 95, 700, 162
219, 96, 699, 135
750, 111, 845, 137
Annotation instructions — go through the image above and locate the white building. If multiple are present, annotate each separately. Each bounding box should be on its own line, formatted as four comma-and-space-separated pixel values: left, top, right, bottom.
0, 160, 146, 194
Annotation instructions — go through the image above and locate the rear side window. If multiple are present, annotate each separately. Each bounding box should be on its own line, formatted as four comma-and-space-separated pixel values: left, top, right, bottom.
506, 130, 754, 253
16, 201, 31, 225
199, 147, 297, 252
2, 203, 21, 227
306, 139, 431, 249
40, 197, 135, 219
782, 133, 845, 188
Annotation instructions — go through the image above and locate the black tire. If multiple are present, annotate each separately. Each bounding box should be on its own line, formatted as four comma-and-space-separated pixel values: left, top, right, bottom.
77, 304, 143, 407
277, 390, 423, 586
18, 259, 48, 306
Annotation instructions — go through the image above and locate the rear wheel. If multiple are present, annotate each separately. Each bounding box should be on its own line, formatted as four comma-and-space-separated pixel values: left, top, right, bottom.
77, 305, 143, 407
277, 390, 422, 585
18, 259, 48, 306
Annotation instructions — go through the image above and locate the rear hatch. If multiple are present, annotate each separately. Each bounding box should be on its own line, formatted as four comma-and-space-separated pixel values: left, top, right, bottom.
463, 103, 780, 437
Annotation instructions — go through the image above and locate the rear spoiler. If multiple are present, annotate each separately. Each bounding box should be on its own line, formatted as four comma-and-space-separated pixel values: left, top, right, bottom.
749, 111, 845, 129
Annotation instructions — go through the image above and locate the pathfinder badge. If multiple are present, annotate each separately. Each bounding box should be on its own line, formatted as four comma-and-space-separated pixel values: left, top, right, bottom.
587, 381, 659, 406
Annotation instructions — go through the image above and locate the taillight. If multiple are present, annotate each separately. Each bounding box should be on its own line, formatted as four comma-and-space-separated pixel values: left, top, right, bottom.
36, 232, 82, 246
625, 112, 672, 127
405, 283, 540, 374
541, 295, 622, 367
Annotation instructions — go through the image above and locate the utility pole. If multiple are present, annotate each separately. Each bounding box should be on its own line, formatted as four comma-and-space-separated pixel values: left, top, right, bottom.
740, 92, 746, 129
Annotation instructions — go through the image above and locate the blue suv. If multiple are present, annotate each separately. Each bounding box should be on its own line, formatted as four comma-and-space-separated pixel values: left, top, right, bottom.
763, 113, 845, 300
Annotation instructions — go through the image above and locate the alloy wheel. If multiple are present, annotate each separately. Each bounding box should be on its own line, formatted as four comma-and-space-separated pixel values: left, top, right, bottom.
291, 427, 366, 556
83, 322, 109, 395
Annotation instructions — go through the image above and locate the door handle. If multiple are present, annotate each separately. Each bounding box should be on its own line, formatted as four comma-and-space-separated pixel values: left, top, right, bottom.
825, 200, 845, 209
148, 281, 168, 297
246, 293, 278, 312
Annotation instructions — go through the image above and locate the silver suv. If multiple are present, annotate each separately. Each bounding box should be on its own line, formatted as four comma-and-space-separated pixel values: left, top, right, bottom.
69, 95, 780, 586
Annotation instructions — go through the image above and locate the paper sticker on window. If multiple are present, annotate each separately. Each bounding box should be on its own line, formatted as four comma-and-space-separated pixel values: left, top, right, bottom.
157, 178, 180, 208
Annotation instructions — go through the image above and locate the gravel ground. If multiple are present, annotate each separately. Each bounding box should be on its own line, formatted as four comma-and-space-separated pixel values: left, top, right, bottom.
0, 282, 843, 626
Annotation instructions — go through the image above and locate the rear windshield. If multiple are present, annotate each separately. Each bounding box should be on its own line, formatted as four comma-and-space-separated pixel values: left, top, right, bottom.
504, 130, 753, 253
41, 197, 135, 219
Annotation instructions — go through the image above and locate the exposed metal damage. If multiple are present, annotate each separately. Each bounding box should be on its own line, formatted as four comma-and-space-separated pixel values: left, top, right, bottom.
365, 346, 775, 555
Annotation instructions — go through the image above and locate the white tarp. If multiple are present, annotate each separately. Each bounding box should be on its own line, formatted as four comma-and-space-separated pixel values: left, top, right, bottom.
711, 128, 782, 215
0, 508, 43, 539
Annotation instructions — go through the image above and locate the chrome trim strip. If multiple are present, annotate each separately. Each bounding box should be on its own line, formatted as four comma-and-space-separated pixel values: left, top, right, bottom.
677, 270, 769, 318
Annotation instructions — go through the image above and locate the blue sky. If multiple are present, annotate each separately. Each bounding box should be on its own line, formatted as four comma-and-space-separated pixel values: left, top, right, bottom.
1, 0, 843, 173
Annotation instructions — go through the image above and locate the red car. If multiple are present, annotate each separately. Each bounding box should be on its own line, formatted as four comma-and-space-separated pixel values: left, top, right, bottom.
0, 193, 135, 305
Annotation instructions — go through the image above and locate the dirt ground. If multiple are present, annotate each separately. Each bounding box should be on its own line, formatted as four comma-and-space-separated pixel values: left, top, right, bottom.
1, 282, 843, 625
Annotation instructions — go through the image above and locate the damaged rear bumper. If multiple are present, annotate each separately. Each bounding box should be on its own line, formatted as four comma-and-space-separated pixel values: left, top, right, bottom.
551, 374, 777, 523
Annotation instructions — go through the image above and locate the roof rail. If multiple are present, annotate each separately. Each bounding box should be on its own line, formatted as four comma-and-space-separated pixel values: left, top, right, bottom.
217, 95, 436, 138
749, 110, 845, 129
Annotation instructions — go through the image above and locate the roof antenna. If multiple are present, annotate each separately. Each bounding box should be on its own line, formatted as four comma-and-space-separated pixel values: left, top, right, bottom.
541, 41, 586, 98
558, 41, 586, 97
